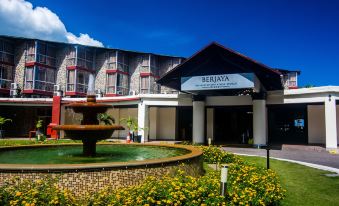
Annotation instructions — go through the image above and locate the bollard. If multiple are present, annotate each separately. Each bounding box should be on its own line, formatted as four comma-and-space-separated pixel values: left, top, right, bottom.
220, 165, 228, 197
266, 146, 270, 170
208, 137, 212, 146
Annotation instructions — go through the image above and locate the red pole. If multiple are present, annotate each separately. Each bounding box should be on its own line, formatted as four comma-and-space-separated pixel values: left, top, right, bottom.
48, 96, 61, 139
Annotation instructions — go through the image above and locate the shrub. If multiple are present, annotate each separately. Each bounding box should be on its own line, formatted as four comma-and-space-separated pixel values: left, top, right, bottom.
199, 146, 243, 165
88, 169, 226, 206
0, 178, 77, 206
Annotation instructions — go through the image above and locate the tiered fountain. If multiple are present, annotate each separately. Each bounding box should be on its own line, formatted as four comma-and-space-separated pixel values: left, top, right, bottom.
53, 74, 124, 156
52, 94, 124, 156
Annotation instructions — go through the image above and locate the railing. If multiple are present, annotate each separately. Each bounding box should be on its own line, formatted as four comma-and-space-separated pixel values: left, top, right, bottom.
34, 81, 54, 92
67, 57, 93, 70
76, 83, 88, 93
67, 84, 75, 92
0, 79, 11, 89
36, 54, 56, 67
107, 62, 129, 73
26, 53, 56, 67
106, 86, 115, 94
24, 80, 54, 92
24, 81, 33, 90
116, 86, 129, 95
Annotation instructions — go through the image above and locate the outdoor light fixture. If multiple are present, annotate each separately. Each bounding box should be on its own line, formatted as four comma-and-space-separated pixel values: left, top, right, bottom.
208, 137, 212, 146
220, 164, 228, 197
329, 94, 332, 102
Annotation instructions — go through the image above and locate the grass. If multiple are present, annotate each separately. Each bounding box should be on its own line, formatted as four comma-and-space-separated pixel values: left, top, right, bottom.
240, 155, 339, 206
0, 139, 81, 147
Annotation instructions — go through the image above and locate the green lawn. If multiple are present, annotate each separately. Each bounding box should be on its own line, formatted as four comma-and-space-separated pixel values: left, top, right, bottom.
240, 155, 339, 206
0, 139, 81, 147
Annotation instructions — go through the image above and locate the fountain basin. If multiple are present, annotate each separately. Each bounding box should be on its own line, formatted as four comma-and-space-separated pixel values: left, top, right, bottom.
0, 144, 203, 195
52, 125, 125, 141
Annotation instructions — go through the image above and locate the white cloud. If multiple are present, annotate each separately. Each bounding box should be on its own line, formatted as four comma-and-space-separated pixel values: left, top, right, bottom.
0, 0, 103, 47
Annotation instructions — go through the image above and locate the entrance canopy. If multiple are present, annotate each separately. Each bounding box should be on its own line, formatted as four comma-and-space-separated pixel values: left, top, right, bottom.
158, 42, 283, 96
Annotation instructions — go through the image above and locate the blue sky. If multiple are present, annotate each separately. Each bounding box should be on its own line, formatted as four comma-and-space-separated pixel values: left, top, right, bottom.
4, 0, 339, 86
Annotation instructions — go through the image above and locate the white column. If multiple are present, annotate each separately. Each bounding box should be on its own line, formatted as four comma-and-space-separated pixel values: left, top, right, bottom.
325, 95, 337, 149
138, 102, 149, 143
193, 100, 205, 144
253, 99, 267, 147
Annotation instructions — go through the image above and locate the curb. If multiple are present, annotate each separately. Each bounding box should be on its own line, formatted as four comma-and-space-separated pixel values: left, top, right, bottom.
234, 153, 339, 174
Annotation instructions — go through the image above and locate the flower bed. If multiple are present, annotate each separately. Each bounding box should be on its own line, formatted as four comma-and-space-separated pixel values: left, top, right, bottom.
0, 146, 285, 206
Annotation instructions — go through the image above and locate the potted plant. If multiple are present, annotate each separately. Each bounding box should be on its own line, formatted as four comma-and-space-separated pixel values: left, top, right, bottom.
36, 119, 44, 141
120, 116, 138, 142
0, 116, 12, 139
97, 113, 115, 125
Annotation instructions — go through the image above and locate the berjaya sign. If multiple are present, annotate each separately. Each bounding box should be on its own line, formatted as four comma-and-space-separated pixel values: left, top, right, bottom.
181, 73, 255, 91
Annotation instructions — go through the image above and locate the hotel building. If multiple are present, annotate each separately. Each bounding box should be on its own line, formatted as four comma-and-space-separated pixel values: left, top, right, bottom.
0, 35, 338, 149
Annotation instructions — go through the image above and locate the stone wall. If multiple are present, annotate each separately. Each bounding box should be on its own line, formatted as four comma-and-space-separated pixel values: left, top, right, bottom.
129, 54, 141, 93
56, 46, 69, 92
94, 50, 107, 93
13, 41, 26, 90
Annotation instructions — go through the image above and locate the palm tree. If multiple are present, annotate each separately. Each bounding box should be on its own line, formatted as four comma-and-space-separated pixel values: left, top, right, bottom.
0, 116, 12, 138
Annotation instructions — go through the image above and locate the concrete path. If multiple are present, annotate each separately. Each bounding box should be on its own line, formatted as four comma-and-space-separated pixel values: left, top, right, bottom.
223, 146, 339, 170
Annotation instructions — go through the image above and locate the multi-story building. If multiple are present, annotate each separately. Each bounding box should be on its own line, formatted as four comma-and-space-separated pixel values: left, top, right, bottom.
0, 35, 338, 150
0, 36, 183, 98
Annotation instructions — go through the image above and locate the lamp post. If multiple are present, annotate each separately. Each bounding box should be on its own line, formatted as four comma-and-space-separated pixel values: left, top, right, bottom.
220, 164, 228, 197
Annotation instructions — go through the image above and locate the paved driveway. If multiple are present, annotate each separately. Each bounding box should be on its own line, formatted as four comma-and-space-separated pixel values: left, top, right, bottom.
223, 146, 339, 169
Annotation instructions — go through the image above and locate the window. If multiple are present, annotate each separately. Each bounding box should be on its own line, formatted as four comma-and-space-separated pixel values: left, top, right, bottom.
106, 73, 116, 94
24, 66, 56, 92
0, 39, 14, 64
66, 46, 93, 70
105, 51, 129, 96
106, 72, 128, 95
77, 70, 89, 93
24, 67, 34, 90
26, 41, 36, 62
140, 76, 149, 94
36, 42, 56, 67
0, 64, 13, 89
67, 70, 75, 91
34, 66, 55, 91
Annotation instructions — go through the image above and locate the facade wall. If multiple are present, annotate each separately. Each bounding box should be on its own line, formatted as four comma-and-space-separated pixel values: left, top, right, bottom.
94, 51, 107, 93
149, 107, 176, 140
55, 46, 68, 91
4, 36, 182, 97
308, 105, 326, 144
13, 42, 26, 90
128, 54, 141, 93
107, 107, 138, 138
157, 107, 176, 140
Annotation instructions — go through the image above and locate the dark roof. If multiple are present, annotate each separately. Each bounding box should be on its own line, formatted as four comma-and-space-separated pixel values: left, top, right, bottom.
157, 42, 284, 93
274, 68, 301, 75
0, 34, 184, 58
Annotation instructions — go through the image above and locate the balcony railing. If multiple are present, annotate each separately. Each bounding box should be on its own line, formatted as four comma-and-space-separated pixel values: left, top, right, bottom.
26, 53, 56, 67
24, 80, 54, 92
67, 57, 93, 70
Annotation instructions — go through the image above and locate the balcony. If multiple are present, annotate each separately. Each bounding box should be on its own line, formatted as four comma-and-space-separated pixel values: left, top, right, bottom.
25, 41, 57, 68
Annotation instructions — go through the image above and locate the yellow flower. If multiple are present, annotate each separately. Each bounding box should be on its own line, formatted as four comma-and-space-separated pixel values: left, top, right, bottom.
15, 191, 22, 196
